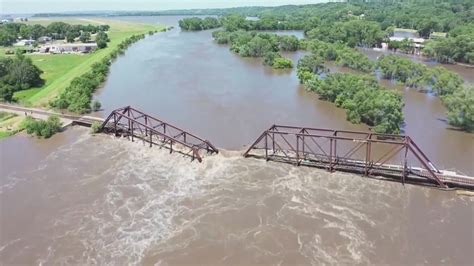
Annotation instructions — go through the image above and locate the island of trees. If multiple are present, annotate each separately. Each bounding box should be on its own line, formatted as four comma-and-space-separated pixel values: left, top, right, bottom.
178, 17, 221, 31
212, 29, 297, 69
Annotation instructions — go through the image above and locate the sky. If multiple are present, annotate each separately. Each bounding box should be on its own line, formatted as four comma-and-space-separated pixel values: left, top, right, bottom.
1, 0, 330, 14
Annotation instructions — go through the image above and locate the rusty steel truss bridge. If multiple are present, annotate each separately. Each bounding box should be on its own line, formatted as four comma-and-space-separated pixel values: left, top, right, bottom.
99, 106, 218, 162
243, 125, 474, 190
98, 107, 473, 190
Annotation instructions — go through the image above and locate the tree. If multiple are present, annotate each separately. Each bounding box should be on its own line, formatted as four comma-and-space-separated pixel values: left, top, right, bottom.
429, 67, 463, 96
19, 24, 31, 39
221, 14, 247, 32
66, 31, 76, 43
443, 86, 474, 132
0, 27, 17, 46
91, 121, 101, 133
96, 39, 107, 49
46, 22, 70, 39
91, 100, 101, 111
0, 51, 44, 93
95, 31, 109, 49
79, 32, 91, 43
178, 17, 221, 31
9, 51, 44, 90
0, 83, 14, 102
272, 57, 293, 69
279, 35, 299, 51
335, 46, 374, 73
303, 72, 403, 134
297, 54, 326, 75
244, 36, 276, 57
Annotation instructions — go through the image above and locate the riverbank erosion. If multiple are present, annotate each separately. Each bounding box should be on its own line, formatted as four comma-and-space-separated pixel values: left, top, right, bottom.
0, 128, 473, 264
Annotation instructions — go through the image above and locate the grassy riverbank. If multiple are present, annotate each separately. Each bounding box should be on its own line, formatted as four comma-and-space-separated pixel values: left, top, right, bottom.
0, 112, 24, 139
8, 18, 164, 107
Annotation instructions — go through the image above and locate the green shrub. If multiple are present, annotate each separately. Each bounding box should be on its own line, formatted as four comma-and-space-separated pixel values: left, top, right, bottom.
92, 100, 101, 112
22, 115, 62, 138
91, 121, 102, 133
272, 57, 293, 69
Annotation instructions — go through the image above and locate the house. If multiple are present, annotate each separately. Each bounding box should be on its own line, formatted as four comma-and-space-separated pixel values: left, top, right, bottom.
41, 43, 98, 54
389, 36, 425, 48
430, 32, 447, 39
13, 39, 35, 46
37, 36, 52, 44
388, 36, 426, 55
1, 18, 13, 24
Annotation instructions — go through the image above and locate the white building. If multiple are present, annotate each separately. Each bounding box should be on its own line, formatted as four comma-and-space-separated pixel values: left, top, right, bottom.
40, 43, 98, 54
1, 18, 13, 24
13, 39, 35, 46
389, 36, 425, 48
37, 36, 52, 44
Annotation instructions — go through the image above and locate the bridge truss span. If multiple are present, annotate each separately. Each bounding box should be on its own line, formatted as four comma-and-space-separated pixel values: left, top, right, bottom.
100, 106, 218, 162
243, 125, 474, 190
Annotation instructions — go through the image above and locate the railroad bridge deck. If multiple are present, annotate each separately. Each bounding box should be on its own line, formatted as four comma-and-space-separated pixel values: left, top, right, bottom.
244, 125, 474, 190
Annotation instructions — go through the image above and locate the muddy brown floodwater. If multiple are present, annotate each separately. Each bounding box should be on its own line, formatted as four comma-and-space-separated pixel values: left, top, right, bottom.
0, 16, 473, 265
1, 128, 473, 265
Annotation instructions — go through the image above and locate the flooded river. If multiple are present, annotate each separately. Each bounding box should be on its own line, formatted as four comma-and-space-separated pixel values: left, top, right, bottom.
95, 16, 474, 174
1, 128, 473, 265
1, 16, 473, 265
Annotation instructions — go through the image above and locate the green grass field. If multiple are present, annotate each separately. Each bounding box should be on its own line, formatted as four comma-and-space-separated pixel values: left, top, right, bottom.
8, 18, 164, 107
0, 112, 23, 139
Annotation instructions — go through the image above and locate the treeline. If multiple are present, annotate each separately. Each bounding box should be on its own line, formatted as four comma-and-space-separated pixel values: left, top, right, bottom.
184, 14, 386, 49
0, 51, 44, 101
422, 23, 474, 64
212, 30, 296, 69
39, 1, 472, 40
178, 17, 221, 31
305, 20, 385, 48
377, 54, 463, 94
50, 34, 147, 113
0, 22, 110, 46
377, 54, 472, 131
173, 1, 471, 35
174, 0, 473, 64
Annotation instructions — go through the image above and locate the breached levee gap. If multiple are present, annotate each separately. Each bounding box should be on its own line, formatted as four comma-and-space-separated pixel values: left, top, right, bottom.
243, 124, 474, 191
99, 106, 218, 162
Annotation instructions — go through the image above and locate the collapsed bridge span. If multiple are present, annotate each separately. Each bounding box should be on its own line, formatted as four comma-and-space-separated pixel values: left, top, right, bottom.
100, 106, 218, 162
